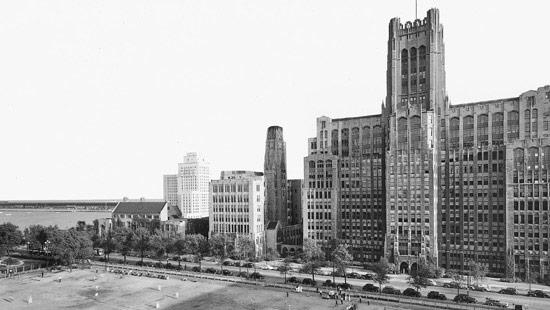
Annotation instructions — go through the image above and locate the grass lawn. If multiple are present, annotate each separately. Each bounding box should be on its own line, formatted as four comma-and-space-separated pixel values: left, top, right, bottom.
0, 268, 429, 310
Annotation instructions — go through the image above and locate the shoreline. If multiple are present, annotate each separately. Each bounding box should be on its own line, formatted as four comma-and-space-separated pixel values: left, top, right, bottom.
0, 209, 113, 213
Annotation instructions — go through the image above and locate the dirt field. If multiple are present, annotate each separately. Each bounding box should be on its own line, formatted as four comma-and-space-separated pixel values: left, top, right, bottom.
0, 268, 425, 310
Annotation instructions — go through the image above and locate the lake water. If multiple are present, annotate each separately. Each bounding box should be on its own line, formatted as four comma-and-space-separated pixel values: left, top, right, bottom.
0, 210, 112, 230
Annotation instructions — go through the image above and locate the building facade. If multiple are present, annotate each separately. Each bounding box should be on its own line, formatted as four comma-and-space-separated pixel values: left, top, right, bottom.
264, 126, 289, 227
178, 152, 211, 219
209, 171, 265, 257
163, 174, 178, 208
302, 8, 550, 277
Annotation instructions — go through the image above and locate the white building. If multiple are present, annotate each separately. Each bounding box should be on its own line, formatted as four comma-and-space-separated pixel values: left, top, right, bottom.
163, 174, 178, 208
178, 152, 210, 219
209, 171, 265, 258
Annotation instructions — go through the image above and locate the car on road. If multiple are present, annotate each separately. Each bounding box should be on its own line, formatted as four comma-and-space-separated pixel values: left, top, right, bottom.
469, 284, 490, 292
205, 268, 217, 274
484, 297, 508, 308
527, 290, 550, 298
322, 279, 336, 287
338, 283, 353, 290
249, 272, 264, 280
454, 294, 477, 304
499, 287, 518, 295
382, 286, 401, 295
362, 273, 374, 280
427, 279, 437, 286
222, 260, 234, 266
402, 288, 421, 297
191, 266, 201, 272
443, 282, 467, 289
260, 265, 275, 270
362, 284, 379, 293
427, 291, 447, 300
221, 269, 232, 276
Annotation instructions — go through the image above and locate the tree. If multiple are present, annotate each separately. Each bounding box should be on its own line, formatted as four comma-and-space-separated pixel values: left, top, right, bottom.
209, 234, 234, 271
99, 231, 118, 262
234, 235, 254, 274
332, 243, 353, 284
172, 235, 186, 267
49, 228, 93, 270
279, 256, 293, 283
372, 258, 391, 294
447, 271, 465, 295
133, 228, 151, 264
186, 234, 209, 270
302, 238, 325, 282
113, 227, 134, 263
408, 261, 431, 292
470, 261, 488, 285
150, 230, 172, 263
0, 223, 23, 257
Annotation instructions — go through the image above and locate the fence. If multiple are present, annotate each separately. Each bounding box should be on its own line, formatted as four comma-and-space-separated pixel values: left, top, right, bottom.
90, 261, 504, 310
0, 261, 47, 278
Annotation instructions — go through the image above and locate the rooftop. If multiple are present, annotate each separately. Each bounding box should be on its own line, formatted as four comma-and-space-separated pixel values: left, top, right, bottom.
113, 201, 167, 215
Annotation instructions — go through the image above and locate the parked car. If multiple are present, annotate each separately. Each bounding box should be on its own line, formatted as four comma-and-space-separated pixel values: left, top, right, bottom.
244, 262, 254, 268
260, 265, 275, 270
222, 260, 234, 266
403, 288, 421, 297
362, 273, 374, 280
288, 277, 300, 283
346, 272, 361, 279
382, 286, 401, 295
427, 279, 437, 286
443, 282, 467, 289
302, 278, 317, 286
191, 266, 201, 272
323, 279, 336, 287
205, 268, 217, 274
427, 291, 447, 300
527, 290, 550, 298
454, 294, 477, 304
362, 284, 379, 293
338, 283, 353, 290
221, 269, 232, 276
249, 272, 264, 280
484, 297, 509, 308
499, 287, 518, 295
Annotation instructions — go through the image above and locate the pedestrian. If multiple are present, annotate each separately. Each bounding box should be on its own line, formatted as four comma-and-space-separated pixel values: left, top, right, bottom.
340, 297, 343, 305
184, 264, 187, 270
367, 300, 370, 306
359, 297, 362, 303
335, 299, 338, 306
41, 272, 44, 278
286, 291, 289, 298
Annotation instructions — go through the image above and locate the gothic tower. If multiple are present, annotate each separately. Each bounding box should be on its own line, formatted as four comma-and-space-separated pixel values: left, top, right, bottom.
384, 8, 447, 270
264, 126, 288, 227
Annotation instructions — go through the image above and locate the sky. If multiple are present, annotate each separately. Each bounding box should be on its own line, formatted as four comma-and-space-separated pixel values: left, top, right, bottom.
1, 1, 549, 200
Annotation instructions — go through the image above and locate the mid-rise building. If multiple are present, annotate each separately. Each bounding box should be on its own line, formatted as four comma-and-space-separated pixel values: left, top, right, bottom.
178, 152, 210, 219
209, 171, 265, 257
163, 174, 178, 208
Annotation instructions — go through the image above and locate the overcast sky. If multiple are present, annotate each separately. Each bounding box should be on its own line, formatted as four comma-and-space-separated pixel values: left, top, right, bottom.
1, 1, 549, 200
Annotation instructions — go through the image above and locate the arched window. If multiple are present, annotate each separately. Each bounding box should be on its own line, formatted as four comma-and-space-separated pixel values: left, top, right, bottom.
309, 161, 315, 169
419, 45, 427, 92
331, 129, 339, 155
508, 111, 519, 141
532, 109, 539, 138
316, 160, 324, 169
450, 117, 460, 148
410, 116, 421, 148
492, 113, 504, 145
373, 126, 382, 153
463, 116, 474, 147
410, 48, 417, 93
341, 128, 349, 157
401, 49, 408, 94
362, 126, 371, 154
398, 117, 408, 150
477, 114, 488, 145
525, 110, 531, 135
351, 127, 360, 150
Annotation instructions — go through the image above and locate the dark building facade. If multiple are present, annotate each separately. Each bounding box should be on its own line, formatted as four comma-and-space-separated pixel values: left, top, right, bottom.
264, 126, 289, 227
303, 8, 550, 278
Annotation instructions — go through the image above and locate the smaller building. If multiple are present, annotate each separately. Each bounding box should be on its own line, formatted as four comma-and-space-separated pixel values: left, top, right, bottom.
210, 171, 265, 258
112, 200, 181, 233
163, 174, 179, 208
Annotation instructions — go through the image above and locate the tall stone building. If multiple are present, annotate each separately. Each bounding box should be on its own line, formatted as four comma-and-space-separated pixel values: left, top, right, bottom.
302, 7, 550, 278
264, 126, 288, 227
177, 152, 211, 219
